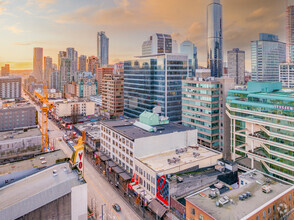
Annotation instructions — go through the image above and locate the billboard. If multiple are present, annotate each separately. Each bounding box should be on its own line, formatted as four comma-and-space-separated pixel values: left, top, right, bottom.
156, 174, 170, 207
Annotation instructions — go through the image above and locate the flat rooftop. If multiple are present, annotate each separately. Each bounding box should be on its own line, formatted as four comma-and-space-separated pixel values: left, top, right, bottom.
186, 171, 292, 220
102, 119, 194, 140
0, 127, 41, 141
0, 103, 35, 110
0, 150, 68, 175
74, 121, 100, 139
0, 162, 84, 220
137, 146, 222, 174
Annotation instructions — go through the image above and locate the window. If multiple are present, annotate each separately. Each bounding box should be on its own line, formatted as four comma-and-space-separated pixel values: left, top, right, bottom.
199, 213, 203, 220
256, 215, 259, 220
289, 194, 291, 201
263, 210, 266, 219
273, 204, 275, 212
268, 207, 271, 214
190, 208, 195, 216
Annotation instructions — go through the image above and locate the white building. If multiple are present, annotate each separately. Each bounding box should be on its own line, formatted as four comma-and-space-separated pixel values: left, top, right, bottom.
54, 101, 95, 118
142, 33, 174, 56
100, 111, 197, 174
279, 63, 294, 88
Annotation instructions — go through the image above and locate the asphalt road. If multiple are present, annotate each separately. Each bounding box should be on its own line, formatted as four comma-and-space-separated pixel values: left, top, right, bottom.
23, 93, 141, 220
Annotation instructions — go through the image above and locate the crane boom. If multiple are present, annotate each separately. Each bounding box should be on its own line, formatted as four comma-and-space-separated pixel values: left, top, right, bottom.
34, 85, 54, 152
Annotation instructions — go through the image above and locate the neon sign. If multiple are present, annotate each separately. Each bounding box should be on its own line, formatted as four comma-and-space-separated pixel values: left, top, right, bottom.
274, 105, 294, 111
156, 174, 169, 207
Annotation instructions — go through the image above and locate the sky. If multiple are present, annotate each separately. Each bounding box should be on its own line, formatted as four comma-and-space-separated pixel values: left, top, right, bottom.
0, 0, 288, 71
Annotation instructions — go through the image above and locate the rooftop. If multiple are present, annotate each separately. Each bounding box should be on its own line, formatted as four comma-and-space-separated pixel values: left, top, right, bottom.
0, 162, 84, 220
74, 121, 100, 139
0, 102, 35, 110
137, 146, 222, 173
0, 127, 41, 141
186, 170, 293, 220
101, 118, 193, 141
0, 150, 67, 175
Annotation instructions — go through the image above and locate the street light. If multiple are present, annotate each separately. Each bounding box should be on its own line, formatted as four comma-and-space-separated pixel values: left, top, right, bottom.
101, 204, 106, 220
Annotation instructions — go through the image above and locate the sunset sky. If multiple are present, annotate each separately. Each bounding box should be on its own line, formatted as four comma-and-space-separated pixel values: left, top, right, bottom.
0, 0, 288, 71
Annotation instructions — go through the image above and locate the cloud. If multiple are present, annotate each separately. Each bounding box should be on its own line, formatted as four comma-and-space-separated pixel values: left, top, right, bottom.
14, 41, 45, 46
246, 8, 270, 22
27, 0, 56, 8
5, 26, 24, 34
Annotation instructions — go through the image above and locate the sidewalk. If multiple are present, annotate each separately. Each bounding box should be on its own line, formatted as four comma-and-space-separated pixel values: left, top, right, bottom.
85, 153, 156, 220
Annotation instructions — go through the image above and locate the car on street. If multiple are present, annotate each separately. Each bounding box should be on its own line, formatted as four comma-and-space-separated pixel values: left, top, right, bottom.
112, 203, 121, 212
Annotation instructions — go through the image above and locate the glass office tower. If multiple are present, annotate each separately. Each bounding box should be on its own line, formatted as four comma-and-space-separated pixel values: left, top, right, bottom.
227, 82, 294, 183
97, 31, 109, 66
207, 0, 222, 78
124, 54, 188, 121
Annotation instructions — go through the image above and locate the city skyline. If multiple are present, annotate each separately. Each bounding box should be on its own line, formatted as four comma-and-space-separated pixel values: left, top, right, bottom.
0, 0, 288, 71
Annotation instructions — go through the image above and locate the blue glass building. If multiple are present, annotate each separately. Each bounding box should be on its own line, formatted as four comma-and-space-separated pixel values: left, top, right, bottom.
124, 54, 188, 121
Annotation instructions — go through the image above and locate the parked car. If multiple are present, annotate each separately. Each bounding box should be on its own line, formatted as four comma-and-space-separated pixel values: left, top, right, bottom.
112, 203, 121, 212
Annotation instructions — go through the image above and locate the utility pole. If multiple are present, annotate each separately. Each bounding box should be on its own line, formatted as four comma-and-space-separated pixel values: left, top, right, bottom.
101, 204, 106, 220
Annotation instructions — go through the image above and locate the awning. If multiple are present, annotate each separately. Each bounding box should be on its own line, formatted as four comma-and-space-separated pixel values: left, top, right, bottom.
107, 161, 117, 167
148, 199, 167, 218
112, 166, 124, 174
100, 155, 110, 162
119, 172, 131, 181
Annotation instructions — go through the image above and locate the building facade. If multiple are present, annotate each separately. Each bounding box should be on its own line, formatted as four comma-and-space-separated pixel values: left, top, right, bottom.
97, 31, 109, 66
182, 77, 234, 158
124, 54, 188, 122
180, 40, 198, 75
102, 74, 124, 118
251, 33, 286, 82
142, 33, 173, 56
79, 55, 87, 72
227, 82, 294, 183
97, 67, 114, 94
1, 64, 10, 76
66, 47, 78, 80
279, 63, 294, 88
54, 101, 95, 118
33, 47, 43, 82
227, 48, 245, 84
287, 2, 294, 62
44, 56, 52, 87
0, 76, 21, 99
207, 0, 223, 78
50, 71, 59, 90
59, 58, 71, 92
0, 104, 37, 131
87, 56, 100, 74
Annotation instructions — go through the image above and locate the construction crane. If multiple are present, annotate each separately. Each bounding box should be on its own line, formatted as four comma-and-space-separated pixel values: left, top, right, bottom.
34, 85, 54, 152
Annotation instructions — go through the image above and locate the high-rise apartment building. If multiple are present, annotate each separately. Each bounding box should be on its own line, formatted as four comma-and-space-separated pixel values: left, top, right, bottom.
182, 77, 234, 158
97, 31, 109, 66
142, 33, 173, 56
287, 1, 294, 62
44, 56, 52, 87
97, 67, 114, 94
50, 71, 59, 90
66, 48, 78, 80
59, 58, 71, 92
33, 47, 43, 82
58, 51, 67, 71
102, 74, 124, 118
79, 55, 87, 72
279, 63, 294, 88
251, 33, 286, 82
87, 56, 100, 74
180, 40, 198, 75
124, 54, 188, 121
207, 0, 223, 77
1, 64, 10, 76
227, 48, 245, 84
0, 76, 21, 99
227, 82, 294, 183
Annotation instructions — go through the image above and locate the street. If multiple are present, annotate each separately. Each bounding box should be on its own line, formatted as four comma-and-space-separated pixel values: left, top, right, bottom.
23, 93, 141, 220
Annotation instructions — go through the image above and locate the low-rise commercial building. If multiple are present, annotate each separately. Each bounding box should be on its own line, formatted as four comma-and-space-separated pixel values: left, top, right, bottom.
100, 111, 197, 175
0, 128, 42, 160
0, 104, 37, 132
182, 77, 234, 159
73, 121, 100, 150
227, 82, 294, 183
54, 101, 95, 118
0, 76, 21, 99
186, 170, 294, 220
0, 162, 87, 220
279, 63, 294, 88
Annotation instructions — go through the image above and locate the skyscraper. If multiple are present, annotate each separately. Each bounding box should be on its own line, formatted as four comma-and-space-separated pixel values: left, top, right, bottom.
59, 58, 71, 92
79, 55, 87, 72
124, 54, 188, 122
44, 56, 52, 87
227, 48, 245, 84
66, 48, 78, 80
142, 33, 173, 56
287, 1, 294, 62
180, 40, 198, 74
58, 51, 67, 71
251, 33, 286, 82
97, 31, 109, 66
207, 0, 223, 77
33, 47, 43, 82
1, 64, 10, 76
87, 56, 100, 74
